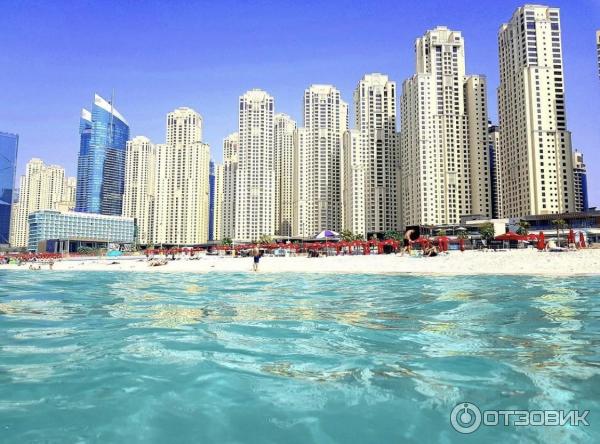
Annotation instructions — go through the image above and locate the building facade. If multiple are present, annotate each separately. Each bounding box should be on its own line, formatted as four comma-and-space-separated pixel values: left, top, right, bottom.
295, 85, 348, 237
28, 209, 134, 252
353, 74, 400, 234
212, 163, 224, 241
222, 133, 239, 239
9, 158, 76, 248
123, 136, 156, 246
235, 90, 275, 241
400, 27, 491, 227
0, 132, 18, 245
153, 108, 210, 245
573, 150, 588, 212
208, 160, 216, 240
342, 129, 366, 236
75, 94, 130, 215
498, 5, 574, 217
488, 124, 503, 219
274, 113, 296, 237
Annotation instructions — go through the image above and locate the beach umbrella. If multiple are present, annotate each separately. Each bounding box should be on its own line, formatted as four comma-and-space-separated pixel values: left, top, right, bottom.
536, 232, 545, 250
315, 230, 339, 239
568, 229, 575, 245
527, 233, 538, 241
579, 232, 586, 248
495, 231, 527, 242
459, 237, 465, 252
436, 236, 450, 252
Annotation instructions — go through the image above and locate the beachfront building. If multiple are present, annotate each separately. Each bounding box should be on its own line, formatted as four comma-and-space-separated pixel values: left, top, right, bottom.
573, 150, 588, 212
342, 129, 366, 236
274, 113, 296, 237
60, 177, 77, 212
153, 108, 210, 245
222, 133, 239, 239
208, 160, 216, 240
28, 209, 134, 253
498, 5, 575, 217
75, 94, 130, 215
400, 27, 492, 228
123, 136, 156, 246
353, 73, 400, 234
294, 85, 348, 237
0, 132, 18, 246
212, 163, 224, 241
235, 90, 275, 241
9, 159, 76, 248
488, 124, 503, 219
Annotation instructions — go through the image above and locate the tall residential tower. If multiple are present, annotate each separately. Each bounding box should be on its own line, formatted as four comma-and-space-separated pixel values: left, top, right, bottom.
0, 132, 18, 245
498, 5, 574, 217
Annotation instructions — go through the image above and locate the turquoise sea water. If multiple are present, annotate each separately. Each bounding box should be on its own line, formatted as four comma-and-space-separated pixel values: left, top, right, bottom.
0, 271, 599, 443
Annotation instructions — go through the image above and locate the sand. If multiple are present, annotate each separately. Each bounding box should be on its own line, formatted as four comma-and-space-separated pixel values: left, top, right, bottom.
3, 249, 600, 276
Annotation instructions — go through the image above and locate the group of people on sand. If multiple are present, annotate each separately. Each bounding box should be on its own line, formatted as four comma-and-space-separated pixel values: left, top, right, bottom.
401, 229, 439, 258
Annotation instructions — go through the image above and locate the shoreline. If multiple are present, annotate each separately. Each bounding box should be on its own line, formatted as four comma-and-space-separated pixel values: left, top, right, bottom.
2, 249, 600, 276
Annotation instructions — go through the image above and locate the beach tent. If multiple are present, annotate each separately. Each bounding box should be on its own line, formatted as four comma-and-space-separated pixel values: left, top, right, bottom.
315, 230, 339, 239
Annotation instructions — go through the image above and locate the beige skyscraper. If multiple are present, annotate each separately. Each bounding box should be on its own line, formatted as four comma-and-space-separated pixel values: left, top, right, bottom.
236, 90, 275, 241
295, 85, 348, 237
342, 129, 366, 235
212, 163, 224, 241
498, 5, 574, 217
274, 113, 296, 237
153, 108, 210, 245
572, 150, 588, 212
59, 177, 77, 213
400, 27, 491, 227
123, 136, 156, 245
9, 158, 75, 248
222, 133, 239, 239
488, 124, 503, 218
352, 73, 400, 234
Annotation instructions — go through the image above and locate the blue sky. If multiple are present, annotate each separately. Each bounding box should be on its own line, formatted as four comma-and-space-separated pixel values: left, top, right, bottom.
1, 0, 599, 206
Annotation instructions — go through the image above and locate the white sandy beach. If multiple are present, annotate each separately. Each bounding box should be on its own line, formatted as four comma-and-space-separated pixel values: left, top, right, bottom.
4, 248, 600, 275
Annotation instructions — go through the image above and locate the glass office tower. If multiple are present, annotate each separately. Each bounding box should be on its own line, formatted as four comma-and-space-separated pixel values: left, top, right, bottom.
75, 94, 130, 215
0, 132, 18, 245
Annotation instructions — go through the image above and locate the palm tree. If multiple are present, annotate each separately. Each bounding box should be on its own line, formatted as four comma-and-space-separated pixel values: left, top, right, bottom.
221, 237, 232, 246
479, 222, 495, 248
384, 230, 403, 241
552, 219, 567, 247
257, 234, 273, 245
340, 229, 355, 242
516, 220, 530, 236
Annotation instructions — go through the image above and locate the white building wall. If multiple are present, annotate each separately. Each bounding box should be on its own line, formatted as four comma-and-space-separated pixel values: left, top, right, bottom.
222, 133, 239, 239
342, 129, 366, 236
274, 113, 296, 237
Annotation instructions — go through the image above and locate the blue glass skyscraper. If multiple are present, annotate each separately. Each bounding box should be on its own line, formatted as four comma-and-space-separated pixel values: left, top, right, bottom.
208, 160, 215, 241
75, 94, 130, 215
0, 132, 18, 245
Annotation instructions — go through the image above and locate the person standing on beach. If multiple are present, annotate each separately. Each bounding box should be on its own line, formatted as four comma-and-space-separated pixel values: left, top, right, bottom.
402, 229, 414, 255
251, 246, 261, 272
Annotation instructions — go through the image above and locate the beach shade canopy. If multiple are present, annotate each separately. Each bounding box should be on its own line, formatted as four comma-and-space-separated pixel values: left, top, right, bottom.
568, 229, 576, 244
580, 232, 586, 248
495, 231, 527, 241
315, 230, 340, 239
536, 232, 546, 250
526, 233, 538, 241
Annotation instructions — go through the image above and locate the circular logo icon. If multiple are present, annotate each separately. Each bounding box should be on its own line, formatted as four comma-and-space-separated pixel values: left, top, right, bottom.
450, 402, 482, 434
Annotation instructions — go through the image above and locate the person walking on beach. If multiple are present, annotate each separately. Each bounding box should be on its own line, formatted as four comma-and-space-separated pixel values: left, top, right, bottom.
251, 246, 261, 272
402, 229, 415, 256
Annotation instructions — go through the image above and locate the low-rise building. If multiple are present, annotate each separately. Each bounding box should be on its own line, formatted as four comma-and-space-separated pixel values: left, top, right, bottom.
28, 209, 134, 253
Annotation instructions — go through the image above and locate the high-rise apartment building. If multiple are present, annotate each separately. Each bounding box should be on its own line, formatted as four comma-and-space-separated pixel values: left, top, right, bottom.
400, 27, 491, 227
274, 113, 296, 237
295, 85, 348, 237
123, 136, 156, 246
0, 132, 18, 245
488, 124, 503, 219
352, 74, 401, 234
342, 129, 366, 235
153, 108, 210, 245
572, 150, 588, 212
212, 163, 224, 241
222, 133, 239, 239
9, 158, 76, 248
75, 94, 130, 215
236, 90, 275, 241
208, 160, 216, 241
498, 5, 574, 217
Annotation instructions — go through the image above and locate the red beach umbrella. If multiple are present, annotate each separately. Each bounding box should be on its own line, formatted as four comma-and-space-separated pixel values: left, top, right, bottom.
579, 232, 586, 248
536, 232, 546, 250
495, 231, 527, 241
568, 229, 575, 245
